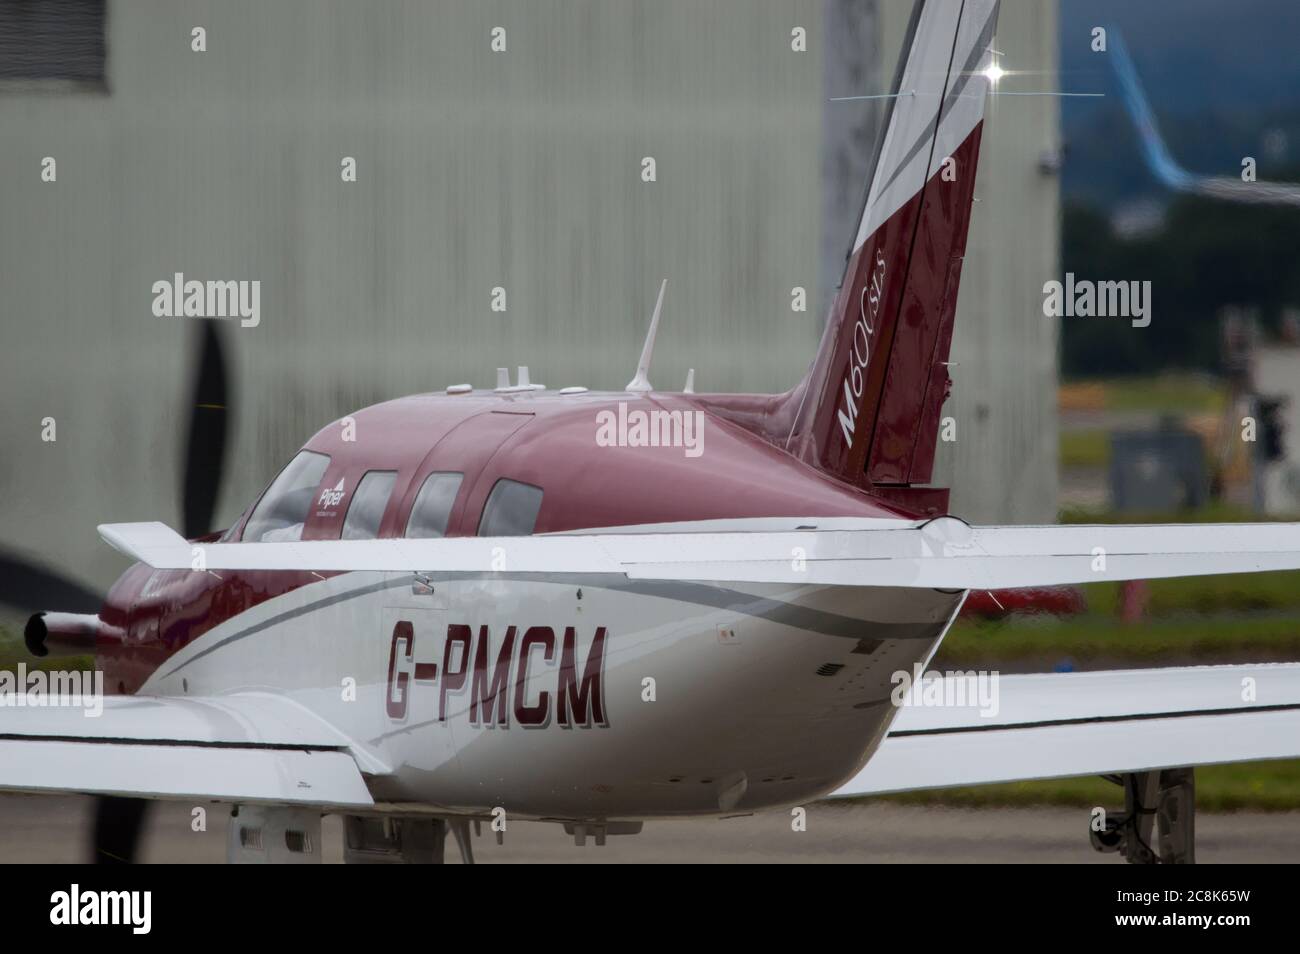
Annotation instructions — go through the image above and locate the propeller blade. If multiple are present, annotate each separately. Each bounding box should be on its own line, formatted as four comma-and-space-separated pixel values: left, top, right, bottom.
93, 796, 151, 864
181, 321, 231, 539
0, 550, 101, 615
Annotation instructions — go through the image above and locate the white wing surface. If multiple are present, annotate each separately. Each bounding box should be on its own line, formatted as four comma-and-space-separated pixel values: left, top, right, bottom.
99, 518, 1300, 589
0, 692, 374, 808
834, 664, 1300, 795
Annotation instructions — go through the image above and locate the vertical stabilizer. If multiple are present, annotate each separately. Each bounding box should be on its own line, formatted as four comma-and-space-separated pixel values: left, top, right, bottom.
785, 0, 1000, 493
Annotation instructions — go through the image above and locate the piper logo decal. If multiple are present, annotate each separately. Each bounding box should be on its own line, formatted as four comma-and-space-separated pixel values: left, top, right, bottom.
317, 478, 346, 508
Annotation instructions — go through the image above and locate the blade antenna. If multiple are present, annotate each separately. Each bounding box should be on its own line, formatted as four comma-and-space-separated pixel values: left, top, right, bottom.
626, 279, 667, 393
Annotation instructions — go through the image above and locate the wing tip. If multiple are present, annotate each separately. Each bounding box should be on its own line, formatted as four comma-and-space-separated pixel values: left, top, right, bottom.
97, 521, 190, 567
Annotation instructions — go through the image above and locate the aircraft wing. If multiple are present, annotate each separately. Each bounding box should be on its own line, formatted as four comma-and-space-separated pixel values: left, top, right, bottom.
833, 663, 1300, 795
0, 692, 374, 808
99, 518, 1300, 589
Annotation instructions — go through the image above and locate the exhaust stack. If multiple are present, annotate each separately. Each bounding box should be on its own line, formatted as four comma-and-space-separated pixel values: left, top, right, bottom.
24, 612, 100, 658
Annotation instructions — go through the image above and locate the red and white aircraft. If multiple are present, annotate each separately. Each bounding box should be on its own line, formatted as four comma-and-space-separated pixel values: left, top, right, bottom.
5, 0, 1300, 864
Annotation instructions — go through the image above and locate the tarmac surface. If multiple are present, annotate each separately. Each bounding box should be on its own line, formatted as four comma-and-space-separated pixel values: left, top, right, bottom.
2, 794, 1297, 863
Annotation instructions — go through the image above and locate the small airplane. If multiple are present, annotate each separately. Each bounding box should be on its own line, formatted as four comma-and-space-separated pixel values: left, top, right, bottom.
4, 0, 1300, 865
1111, 28, 1300, 207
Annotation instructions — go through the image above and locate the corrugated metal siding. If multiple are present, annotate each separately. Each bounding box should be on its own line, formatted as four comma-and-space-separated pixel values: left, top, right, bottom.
0, 0, 823, 596
0, 0, 1055, 604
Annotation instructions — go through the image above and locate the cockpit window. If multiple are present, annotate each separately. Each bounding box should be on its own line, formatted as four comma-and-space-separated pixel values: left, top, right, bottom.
342, 471, 397, 540
477, 479, 543, 537
405, 472, 463, 538
242, 450, 330, 542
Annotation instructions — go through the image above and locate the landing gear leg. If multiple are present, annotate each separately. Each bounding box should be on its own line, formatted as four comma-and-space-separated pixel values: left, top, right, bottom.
1090, 767, 1195, 864
1152, 767, 1195, 864
449, 819, 476, 864
342, 816, 449, 863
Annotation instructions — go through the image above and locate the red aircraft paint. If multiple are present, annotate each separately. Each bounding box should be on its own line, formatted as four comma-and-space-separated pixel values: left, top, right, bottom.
701, 124, 985, 509
93, 390, 914, 693
961, 587, 1087, 619
91, 89, 990, 699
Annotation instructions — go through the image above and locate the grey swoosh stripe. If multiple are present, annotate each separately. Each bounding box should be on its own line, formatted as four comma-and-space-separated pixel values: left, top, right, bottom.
610, 578, 941, 642
411, 571, 946, 642
157, 573, 952, 680
876, 3, 998, 199
156, 576, 411, 680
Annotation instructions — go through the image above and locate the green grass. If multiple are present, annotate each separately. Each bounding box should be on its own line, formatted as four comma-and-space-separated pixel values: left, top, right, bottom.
938, 614, 1300, 665
1060, 429, 1110, 468
868, 760, 1300, 812
1057, 502, 1273, 524
1098, 373, 1227, 414
1068, 573, 1300, 617
0, 626, 92, 675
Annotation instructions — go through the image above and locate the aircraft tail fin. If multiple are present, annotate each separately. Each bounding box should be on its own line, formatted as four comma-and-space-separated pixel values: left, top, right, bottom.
783, 0, 1000, 498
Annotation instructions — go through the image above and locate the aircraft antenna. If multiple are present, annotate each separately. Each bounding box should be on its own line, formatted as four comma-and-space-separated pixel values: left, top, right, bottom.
626, 279, 667, 392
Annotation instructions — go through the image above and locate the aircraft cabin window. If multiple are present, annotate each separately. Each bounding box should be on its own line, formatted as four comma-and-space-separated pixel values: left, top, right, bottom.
342, 470, 398, 540
243, 450, 330, 543
405, 472, 463, 538
478, 479, 544, 537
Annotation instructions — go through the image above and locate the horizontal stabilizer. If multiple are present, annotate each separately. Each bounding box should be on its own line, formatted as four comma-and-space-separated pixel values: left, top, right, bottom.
99, 517, 1300, 589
